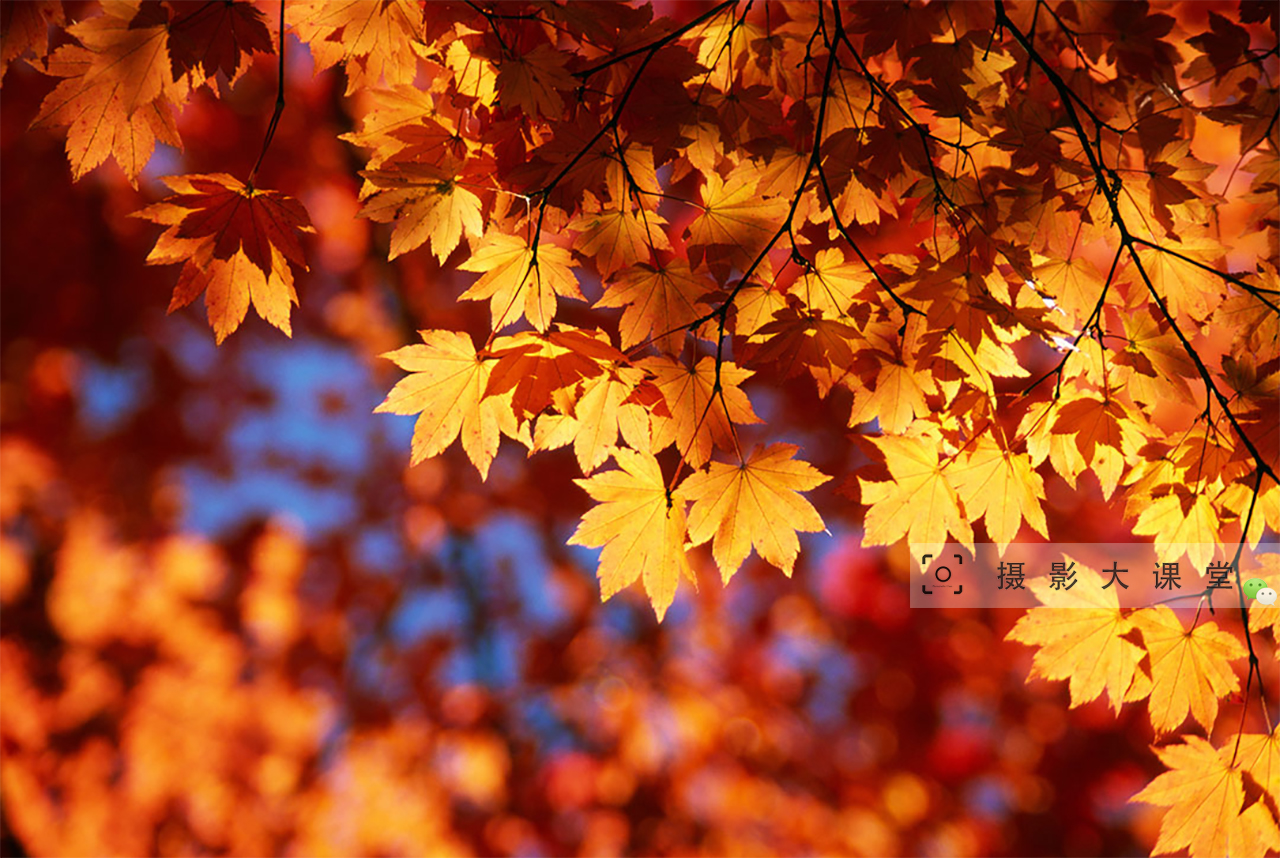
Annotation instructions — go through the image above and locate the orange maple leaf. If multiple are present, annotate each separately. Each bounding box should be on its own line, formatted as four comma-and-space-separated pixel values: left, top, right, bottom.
1050, 395, 1127, 462
286, 0, 422, 95
0, 0, 64, 86
167, 0, 273, 83
31, 0, 179, 185
134, 173, 314, 343
485, 328, 620, 422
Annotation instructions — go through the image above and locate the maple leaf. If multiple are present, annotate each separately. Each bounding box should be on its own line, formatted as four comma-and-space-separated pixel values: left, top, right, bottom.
1130, 606, 1246, 736
594, 260, 711, 353
485, 328, 620, 423
0, 0, 64, 86
375, 330, 518, 480
1031, 255, 1109, 326
685, 165, 787, 277
753, 308, 860, 387
793, 248, 876, 321
444, 36, 497, 105
846, 358, 936, 434
1050, 395, 1127, 462
731, 284, 789, 338
641, 356, 761, 469
949, 436, 1048, 550
682, 444, 830, 581
458, 233, 583, 332
133, 173, 314, 343
1006, 563, 1143, 713
166, 0, 273, 84
341, 94, 468, 170
568, 448, 696, 621
1133, 236, 1229, 323
496, 43, 577, 119
859, 434, 974, 560
31, 0, 178, 185
1228, 728, 1280, 814
1131, 735, 1280, 858
1131, 488, 1221, 571
359, 165, 484, 262
535, 366, 652, 475
286, 0, 422, 95
570, 192, 671, 279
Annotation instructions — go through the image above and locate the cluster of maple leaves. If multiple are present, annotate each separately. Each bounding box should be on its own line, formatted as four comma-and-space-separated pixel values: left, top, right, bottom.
5, 0, 1279, 854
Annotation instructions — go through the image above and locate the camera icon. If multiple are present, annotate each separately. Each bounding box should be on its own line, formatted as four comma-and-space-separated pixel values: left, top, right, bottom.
921, 553, 964, 595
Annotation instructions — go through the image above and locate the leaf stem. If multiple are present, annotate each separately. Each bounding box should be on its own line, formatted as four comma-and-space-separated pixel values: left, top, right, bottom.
247, 0, 287, 189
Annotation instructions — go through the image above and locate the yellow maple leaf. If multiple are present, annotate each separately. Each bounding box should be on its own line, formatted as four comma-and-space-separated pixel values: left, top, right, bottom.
732, 284, 789, 338
1133, 235, 1228, 323
1131, 488, 1221, 571
1006, 563, 1143, 713
859, 435, 974, 560
534, 366, 651, 475
595, 260, 712, 353
571, 193, 671, 279
444, 37, 497, 105
359, 166, 484, 262
682, 444, 830, 582
1130, 605, 1247, 736
375, 330, 517, 479
640, 356, 761, 469
1226, 728, 1280, 814
793, 248, 876, 321
1032, 255, 1105, 326
847, 360, 935, 434
1132, 735, 1280, 858
568, 448, 696, 621
1020, 398, 1088, 489
685, 165, 786, 275
458, 233, 583, 332
949, 436, 1049, 550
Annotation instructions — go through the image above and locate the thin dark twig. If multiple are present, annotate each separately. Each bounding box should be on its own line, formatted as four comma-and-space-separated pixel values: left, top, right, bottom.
248, 0, 287, 188
574, 1, 738, 79
464, 0, 512, 57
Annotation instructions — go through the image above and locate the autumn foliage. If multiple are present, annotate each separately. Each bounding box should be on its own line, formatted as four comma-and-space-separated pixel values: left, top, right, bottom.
1, 1, 1278, 856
